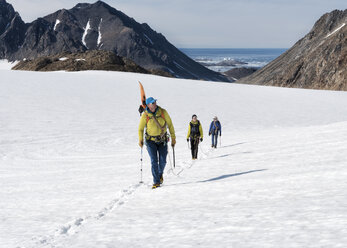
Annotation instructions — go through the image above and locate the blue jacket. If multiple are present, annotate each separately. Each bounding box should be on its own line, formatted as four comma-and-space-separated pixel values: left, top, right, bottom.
209, 121, 221, 135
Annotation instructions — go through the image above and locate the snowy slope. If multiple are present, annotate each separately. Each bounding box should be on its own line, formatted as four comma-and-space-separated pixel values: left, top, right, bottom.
1, 63, 347, 248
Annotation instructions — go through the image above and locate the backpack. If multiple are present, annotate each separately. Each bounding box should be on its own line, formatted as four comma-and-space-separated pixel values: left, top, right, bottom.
143, 110, 168, 142
190, 121, 200, 137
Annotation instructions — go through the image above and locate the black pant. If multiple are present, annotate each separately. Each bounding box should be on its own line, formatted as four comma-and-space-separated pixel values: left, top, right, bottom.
190, 137, 200, 159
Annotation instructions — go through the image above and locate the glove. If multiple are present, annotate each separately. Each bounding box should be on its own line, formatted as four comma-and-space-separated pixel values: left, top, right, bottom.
200, 138, 203, 142
187, 139, 189, 142
139, 140, 144, 148
138, 105, 144, 115
171, 138, 176, 147
209, 132, 211, 136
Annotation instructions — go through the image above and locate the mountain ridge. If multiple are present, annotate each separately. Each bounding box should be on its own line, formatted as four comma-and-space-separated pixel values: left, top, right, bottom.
0, 0, 229, 82
238, 9, 347, 91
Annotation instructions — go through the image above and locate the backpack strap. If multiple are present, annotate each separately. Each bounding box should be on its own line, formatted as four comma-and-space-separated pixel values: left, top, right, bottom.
145, 111, 166, 124
213, 121, 218, 129
153, 112, 167, 138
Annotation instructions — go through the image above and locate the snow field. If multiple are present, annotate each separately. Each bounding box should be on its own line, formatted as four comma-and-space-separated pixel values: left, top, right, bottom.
0, 67, 347, 247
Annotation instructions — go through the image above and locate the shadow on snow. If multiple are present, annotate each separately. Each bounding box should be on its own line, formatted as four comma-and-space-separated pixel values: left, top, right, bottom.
205, 151, 253, 160
166, 169, 267, 187
198, 169, 267, 183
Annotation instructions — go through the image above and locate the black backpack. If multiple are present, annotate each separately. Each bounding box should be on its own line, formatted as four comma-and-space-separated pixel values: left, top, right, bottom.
190, 121, 200, 137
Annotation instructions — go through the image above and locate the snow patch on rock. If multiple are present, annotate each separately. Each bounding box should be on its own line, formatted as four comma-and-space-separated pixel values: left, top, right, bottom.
54, 19, 61, 31
82, 20, 91, 48
326, 23, 345, 38
97, 18, 103, 46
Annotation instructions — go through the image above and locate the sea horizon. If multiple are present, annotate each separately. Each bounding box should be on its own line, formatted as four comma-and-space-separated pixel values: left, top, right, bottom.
180, 48, 287, 72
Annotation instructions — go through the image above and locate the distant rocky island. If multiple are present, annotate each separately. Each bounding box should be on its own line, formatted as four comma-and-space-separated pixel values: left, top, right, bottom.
238, 9, 347, 91
198, 59, 247, 67
0, 0, 229, 82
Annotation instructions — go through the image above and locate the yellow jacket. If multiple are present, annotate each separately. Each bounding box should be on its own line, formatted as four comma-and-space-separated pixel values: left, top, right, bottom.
138, 106, 175, 142
187, 120, 203, 139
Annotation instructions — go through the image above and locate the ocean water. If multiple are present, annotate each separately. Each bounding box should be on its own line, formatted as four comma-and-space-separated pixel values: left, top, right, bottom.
180, 48, 287, 72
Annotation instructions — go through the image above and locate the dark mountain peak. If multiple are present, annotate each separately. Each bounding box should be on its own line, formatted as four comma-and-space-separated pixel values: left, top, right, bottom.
307, 9, 347, 40
1, 0, 229, 82
73, 1, 113, 11
71, 1, 133, 24
93, 1, 113, 8
74, 3, 90, 9
319, 9, 346, 27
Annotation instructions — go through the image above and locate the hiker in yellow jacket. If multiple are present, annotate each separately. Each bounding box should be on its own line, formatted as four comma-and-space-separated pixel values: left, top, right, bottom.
186, 114, 203, 160
138, 97, 175, 189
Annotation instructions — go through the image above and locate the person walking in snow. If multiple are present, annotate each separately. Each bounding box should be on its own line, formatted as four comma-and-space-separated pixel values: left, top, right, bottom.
138, 97, 176, 189
186, 114, 203, 160
209, 116, 221, 148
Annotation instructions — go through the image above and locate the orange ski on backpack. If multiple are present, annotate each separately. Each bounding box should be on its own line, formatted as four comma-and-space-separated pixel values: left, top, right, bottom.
138, 81, 146, 115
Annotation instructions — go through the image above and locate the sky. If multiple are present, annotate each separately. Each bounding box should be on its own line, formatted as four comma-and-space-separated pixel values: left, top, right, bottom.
6, 0, 347, 48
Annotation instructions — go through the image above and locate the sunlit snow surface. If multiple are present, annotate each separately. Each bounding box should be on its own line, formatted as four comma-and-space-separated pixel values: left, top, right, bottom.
0, 62, 347, 247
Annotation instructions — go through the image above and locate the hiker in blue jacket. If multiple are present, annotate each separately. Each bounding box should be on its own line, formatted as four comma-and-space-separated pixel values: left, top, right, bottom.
209, 116, 221, 148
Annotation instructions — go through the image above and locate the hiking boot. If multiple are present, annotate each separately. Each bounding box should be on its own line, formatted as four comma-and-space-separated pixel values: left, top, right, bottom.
160, 175, 163, 184
152, 183, 160, 189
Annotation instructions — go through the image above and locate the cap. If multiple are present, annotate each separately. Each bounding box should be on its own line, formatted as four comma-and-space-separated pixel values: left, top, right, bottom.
192, 114, 197, 119
146, 97, 157, 105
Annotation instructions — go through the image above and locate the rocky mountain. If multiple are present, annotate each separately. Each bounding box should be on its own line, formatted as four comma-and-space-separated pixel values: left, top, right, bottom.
0, 0, 229, 82
12, 50, 175, 77
238, 9, 347, 91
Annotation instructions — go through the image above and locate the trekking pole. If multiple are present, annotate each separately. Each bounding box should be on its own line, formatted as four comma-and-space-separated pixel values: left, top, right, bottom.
220, 135, 222, 147
140, 147, 143, 183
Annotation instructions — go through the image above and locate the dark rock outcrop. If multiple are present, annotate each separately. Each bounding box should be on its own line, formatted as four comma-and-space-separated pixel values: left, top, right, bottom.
238, 9, 347, 91
12, 50, 173, 77
224, 67, 257, 81
0, 0, 229, 82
